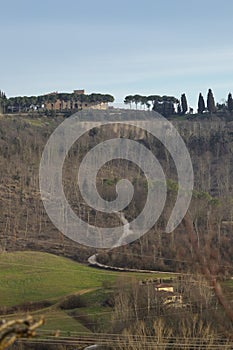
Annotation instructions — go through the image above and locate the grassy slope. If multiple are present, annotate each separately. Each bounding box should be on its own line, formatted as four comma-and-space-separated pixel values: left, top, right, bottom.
0, 251, 116, 333
0, 251, 173, 307
0, 251, 170, 333
0, 251, 117, 307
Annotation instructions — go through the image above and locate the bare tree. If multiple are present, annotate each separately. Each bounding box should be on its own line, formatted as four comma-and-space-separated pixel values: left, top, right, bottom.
0, 316, 44, 350
183, 213, 233, 328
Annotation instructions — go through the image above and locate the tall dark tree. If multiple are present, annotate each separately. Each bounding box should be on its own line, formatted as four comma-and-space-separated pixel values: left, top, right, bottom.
207, 89, 216, 113
198, 93, 205, 114
147, 95, 161, 108
124, 95, 134, 109
140, 96, 148, 110
177, 103, 182, 115
0, 91, 7, 114
152, 95, 177, 117
163, 101, 175, 116
133, 94, 141, 109
181, 93, 188, 114
227, 93, 233, 113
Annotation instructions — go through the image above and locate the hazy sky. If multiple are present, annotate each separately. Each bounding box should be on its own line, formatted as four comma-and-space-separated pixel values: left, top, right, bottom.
1, 0, 233, 108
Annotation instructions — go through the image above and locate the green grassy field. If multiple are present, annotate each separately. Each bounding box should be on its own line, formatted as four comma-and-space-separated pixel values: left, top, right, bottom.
0, 251, 171, 333
0, 251, 173, 307
0, 251, 117, 307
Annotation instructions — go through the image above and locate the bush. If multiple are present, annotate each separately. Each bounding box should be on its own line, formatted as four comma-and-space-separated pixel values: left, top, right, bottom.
59, 295, 87, 310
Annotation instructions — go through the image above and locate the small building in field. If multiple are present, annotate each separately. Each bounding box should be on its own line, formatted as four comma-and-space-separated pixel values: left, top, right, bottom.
154, 283, 174, 293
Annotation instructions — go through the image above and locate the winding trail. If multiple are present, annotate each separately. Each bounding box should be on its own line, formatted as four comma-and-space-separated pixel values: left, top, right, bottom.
88, 212, 179, 275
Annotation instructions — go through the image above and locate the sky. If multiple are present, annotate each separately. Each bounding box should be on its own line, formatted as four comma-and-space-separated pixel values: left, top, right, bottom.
1, 0, 233, 109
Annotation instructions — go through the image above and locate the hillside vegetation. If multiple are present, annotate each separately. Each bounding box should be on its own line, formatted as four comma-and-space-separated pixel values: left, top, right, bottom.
0, 111, 232, 273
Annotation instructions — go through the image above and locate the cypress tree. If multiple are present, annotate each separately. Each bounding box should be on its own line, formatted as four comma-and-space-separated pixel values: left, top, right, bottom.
227, 93, 233, 113
0, 91, 3, 114
198, 93, 205, 114
181, 93, 188, 114
177, 103, 182, 115
207, 89, 216, 113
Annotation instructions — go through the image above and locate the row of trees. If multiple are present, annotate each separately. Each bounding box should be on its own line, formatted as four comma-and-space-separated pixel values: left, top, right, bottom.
124, 90, 233, 118
198, 90, 233, 114
1, 87, 233, 117
42, 92, 114, 105
124, 94, 179, 111
124, 93, 192, 117
124, 93, 194, 117
1, 91, 115, 113
0, 90, 7, 100
124, 94, 183, 118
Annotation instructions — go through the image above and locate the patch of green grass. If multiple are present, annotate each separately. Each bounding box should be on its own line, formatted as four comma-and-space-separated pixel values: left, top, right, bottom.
103, 178, 118, 186
0, 251, 174, 308
223, 279, 233, 291
40, 309, 90, 334
81, 288, 113, 305
72, 305, 111, 331
67, 293, 112, 332
0, 251, 176, 333
5, 308, 90, 335
22, 118, 44, 127
77, 289, 114, 327
0, 251, 117, 307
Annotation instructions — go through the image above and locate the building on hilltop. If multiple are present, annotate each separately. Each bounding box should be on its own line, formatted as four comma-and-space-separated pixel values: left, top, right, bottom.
45, 89, 109, 112
45, 99, 108, 112
2, 89, 113, 114
73, 89, 85, 95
